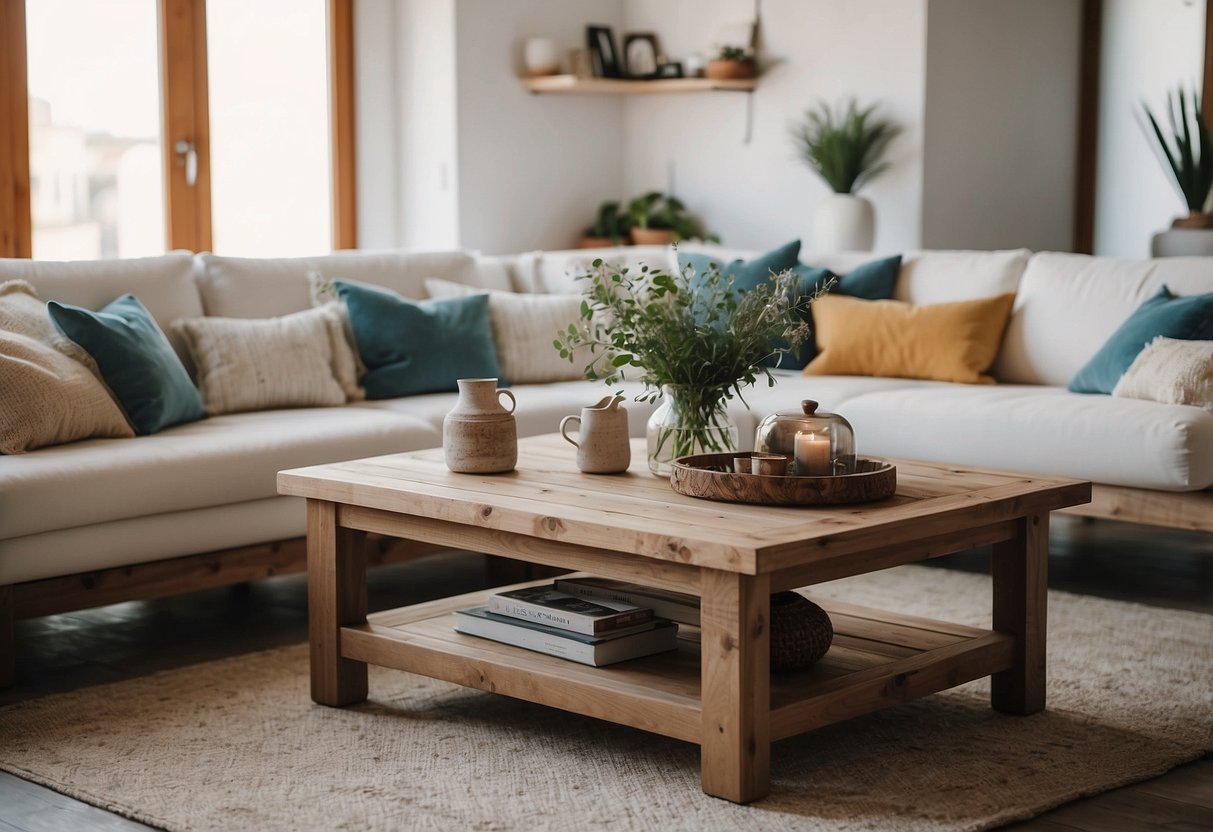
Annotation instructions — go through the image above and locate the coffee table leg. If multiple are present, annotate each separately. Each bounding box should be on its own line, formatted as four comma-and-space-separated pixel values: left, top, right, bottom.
307, 499, 368, 706
700, 570, 771, 803
991, 512, 1048, 714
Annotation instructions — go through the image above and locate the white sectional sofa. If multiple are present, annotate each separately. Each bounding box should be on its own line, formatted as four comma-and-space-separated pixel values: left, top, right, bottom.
1, 244, 1211, 686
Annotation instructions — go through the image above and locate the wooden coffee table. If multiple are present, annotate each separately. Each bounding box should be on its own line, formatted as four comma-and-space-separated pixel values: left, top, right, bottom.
278, 435, 1090, 804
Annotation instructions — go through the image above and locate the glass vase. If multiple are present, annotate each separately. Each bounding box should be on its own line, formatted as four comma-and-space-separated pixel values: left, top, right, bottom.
646, 384, 739, 476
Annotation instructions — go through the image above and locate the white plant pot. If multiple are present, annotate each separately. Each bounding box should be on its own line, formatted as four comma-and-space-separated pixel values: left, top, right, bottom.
1151, 228, 1213, 257
813, 193, 875, 252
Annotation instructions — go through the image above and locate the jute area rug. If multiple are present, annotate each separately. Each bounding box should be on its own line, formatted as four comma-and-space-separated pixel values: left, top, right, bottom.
0, 566, 1209, 832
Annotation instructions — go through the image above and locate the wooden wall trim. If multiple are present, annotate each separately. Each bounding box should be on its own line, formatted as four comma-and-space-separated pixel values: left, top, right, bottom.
329, 0, 358, 250
159, 0, 213, 252
0, 0, 32, 259
1073, 0, 1101, 255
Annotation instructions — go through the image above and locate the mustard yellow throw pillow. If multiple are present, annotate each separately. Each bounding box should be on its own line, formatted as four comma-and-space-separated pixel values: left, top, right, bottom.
805, 293, 1016, 384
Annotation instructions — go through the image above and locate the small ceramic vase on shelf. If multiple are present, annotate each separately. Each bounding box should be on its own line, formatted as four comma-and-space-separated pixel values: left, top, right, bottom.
559, 395, 631, 474
646, 384, 738, 477
443, 378, 517, 474
754, 400, 855, 477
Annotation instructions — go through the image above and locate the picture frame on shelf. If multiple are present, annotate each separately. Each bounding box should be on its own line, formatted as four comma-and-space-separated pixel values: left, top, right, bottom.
623, 33, 660, 78
654, 62, 684, 79
586, 25, 621, 78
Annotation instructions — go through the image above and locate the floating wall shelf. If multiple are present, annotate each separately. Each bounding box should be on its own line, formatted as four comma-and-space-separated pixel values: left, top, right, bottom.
522, 74, 758, 95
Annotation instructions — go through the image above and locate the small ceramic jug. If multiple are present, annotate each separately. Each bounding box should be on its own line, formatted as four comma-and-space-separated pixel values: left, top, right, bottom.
443, 378, 517, 473
559, 395, 631, 474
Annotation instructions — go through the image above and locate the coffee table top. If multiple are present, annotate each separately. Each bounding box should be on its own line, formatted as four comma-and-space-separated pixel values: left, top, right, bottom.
278, 434, 1090, 575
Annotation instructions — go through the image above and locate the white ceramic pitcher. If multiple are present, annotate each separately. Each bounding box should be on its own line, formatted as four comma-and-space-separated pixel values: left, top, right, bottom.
559, 395, 630, 474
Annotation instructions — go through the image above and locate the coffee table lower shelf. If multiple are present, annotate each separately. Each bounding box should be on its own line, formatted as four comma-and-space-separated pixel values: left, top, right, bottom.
340, 585, 1016, 745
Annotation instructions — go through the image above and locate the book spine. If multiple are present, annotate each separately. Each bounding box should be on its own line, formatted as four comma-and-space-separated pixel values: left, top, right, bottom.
455, 615, 597, 665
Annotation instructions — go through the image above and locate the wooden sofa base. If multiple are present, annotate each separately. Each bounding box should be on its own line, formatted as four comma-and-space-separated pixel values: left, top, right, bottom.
2, 484, 1207, 688
0, 534, 534, 688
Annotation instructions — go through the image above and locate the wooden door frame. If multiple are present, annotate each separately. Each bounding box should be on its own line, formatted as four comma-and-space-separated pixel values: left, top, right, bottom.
0, 0, 356, 258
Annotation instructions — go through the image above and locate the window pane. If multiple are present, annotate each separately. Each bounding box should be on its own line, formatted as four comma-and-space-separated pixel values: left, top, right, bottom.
207, 0, 332, 256
25, 0, 165, 260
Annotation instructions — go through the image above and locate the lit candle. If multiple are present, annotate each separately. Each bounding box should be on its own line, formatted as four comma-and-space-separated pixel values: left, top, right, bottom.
795, 431, 832, 476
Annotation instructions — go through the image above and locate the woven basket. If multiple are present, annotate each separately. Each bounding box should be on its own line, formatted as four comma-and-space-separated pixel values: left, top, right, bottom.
770, 592, 834, 671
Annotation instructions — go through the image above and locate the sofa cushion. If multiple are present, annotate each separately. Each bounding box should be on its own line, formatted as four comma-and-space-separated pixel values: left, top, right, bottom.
519, 246, 677, 294
841, 385, 1213, 491
994, 252, 1213, 386
0, 252, 202, 365
0, 281, 134, 453
195, 250, 495, 319
425, 278, 584, 384
806, 293, 1016, 384
0, 407, 440, 541
48, 294, 205, 435
893, 249, 1029, 305
174, 305, 362, 415
679, 239, 802, 293
1113, 337, 1213, 411
337, 280, 503, 398
1069, 287, 1213, 394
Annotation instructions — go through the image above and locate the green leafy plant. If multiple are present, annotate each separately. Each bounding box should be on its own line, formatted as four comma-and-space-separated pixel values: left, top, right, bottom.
583, 200, 631, 243
1141, 86, 1213, 216
792, 99, 900, 194
553, 259, 826, 461
625, 191, 719, 242
716, 45, 749, 61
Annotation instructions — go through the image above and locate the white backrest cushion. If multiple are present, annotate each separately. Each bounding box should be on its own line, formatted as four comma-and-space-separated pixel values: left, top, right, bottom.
892, 249, 1030, 304
195, 250, 484, 318
0, 253, 202, 361
525, 246, 677, 294
471, 254, 518, 293
994, 252, 1213, 386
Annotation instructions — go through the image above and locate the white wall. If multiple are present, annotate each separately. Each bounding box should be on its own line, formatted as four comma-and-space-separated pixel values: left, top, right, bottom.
452, 0, 625, 254
1095, 0, 1206, 258
621, 0, 927, 253
921, 0, 1081, 252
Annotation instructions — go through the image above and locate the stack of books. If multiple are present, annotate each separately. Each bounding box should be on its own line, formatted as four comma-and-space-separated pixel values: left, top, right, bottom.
454, 583, 679, 667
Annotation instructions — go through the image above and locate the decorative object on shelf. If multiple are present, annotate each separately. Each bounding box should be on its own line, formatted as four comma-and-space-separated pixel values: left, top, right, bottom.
1141, 85, 1213, 254
770, 592, 834, 671
622, 33, 660, 78
553, 259, 812, 476
579, 200, 631, 248
559, 394, 631, 474
706, 45, 755, 80
793, 98, 900, 252
567, 48, 593, 79
684, 52, 706, 78
670, 453, 896, 506
522, 37, 561, 77
755, 399, 856, 476
586, 25, 621, 78
625, 190, 718, 245
442, 378, 517, 474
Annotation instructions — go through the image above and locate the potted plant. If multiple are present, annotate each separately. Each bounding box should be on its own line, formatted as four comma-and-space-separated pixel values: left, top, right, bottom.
554, 260, 819, 475
1142, 86, 1213, 231
579, 200, 631, 249
706, 45, 755, 80
792, 98, 900, 251
625, 191, 718, 246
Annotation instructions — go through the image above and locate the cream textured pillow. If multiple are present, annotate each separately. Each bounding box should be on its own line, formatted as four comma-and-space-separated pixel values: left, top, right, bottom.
174, 305, 363, 415
1112, 336, 1213, 411
425, 278, 585, 384
0, 280, 135, 453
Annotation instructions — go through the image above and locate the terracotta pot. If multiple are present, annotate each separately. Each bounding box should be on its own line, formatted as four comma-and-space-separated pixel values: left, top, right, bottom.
629, 227, 675, 246
578, 236, 619, 249
705, 58, 755, 80
1171, 212, 1213, 229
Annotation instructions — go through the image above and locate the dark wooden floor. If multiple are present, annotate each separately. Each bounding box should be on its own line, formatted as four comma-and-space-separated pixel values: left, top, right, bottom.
0, 516, 1210, 831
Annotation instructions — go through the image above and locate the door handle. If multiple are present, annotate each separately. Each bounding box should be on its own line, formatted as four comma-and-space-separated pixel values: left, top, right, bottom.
174, 139, 198, 187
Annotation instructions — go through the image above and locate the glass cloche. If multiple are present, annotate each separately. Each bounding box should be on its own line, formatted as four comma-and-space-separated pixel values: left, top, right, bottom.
754, 400, 856, 476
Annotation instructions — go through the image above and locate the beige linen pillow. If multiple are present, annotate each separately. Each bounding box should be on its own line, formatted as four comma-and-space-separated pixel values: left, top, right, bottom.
174, 305, 363, 416
425, 278, 585, 384
1112, 336, 1213, 411
0, 280, 135, 453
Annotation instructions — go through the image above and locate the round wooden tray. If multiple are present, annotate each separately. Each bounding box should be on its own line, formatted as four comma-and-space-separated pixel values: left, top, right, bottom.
669, 454, 897, 506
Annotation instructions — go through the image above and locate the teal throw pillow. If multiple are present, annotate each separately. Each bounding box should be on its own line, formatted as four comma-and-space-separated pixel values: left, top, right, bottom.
679, 239, 802, 295
336, 280, 504, 399
780, 254, 903, 368
47, 294, 204, 435
1069, 286, 1213, 394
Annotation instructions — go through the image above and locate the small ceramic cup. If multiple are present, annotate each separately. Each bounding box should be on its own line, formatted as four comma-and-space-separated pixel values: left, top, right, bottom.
732, 455, 753, 474
751, 453, 790, 476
